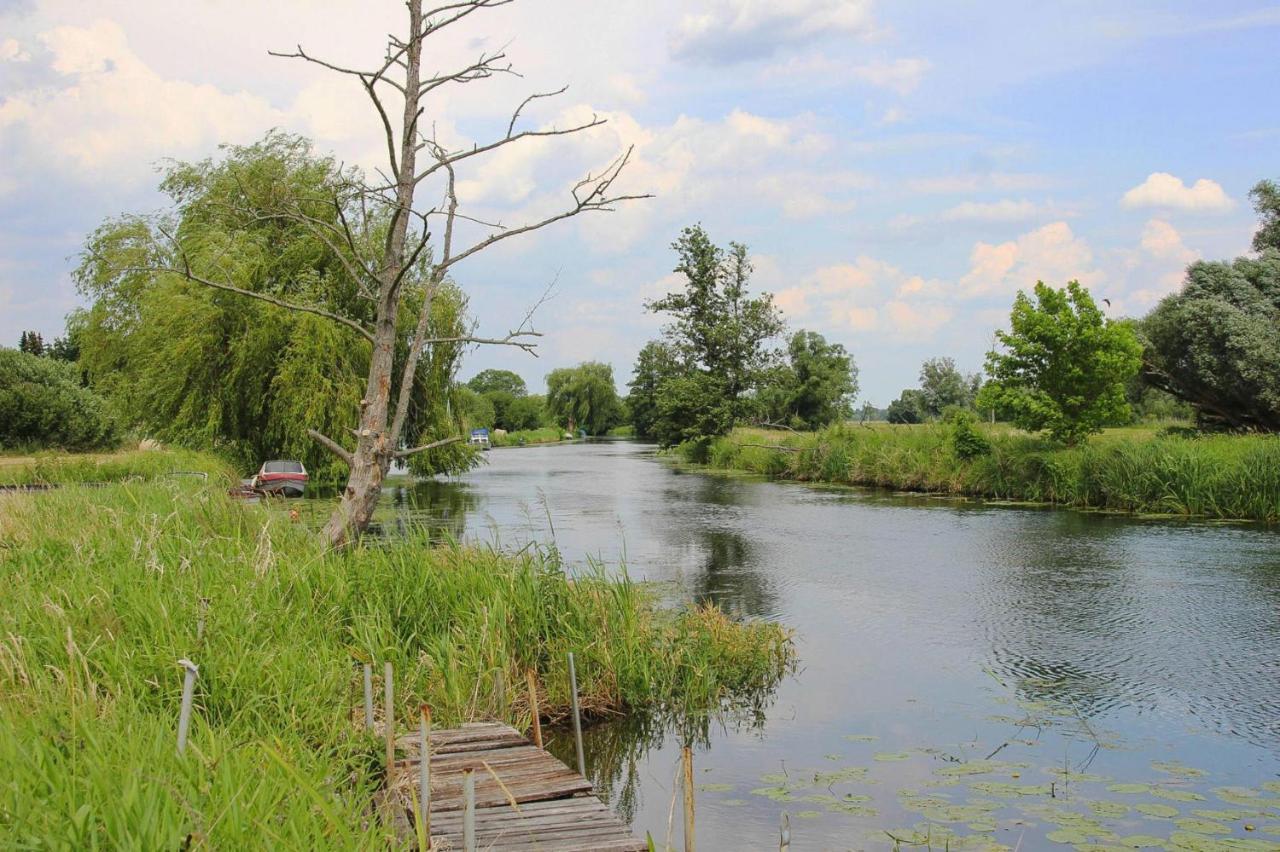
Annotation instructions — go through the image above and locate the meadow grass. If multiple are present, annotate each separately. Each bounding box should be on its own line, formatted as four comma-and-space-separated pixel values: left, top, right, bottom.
696, 423, 1280, 521
0, 446, 232, 486
0, 458, 792, 848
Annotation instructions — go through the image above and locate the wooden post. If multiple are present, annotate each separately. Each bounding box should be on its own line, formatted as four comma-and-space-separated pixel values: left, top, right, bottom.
779, 811, 791, 852
525, 668, 542, 749
462, 767, 476, 852
177, 658, 198, 755
384, 662, 395, 784
568, 652, 586, 777
363, 663, 375, 730
494, 667, 506, 718
682, 745, 695, 852
419, 704, 431, 840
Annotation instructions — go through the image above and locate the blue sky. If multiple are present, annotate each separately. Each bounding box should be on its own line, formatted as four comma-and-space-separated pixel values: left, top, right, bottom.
1, 0, 1275, 404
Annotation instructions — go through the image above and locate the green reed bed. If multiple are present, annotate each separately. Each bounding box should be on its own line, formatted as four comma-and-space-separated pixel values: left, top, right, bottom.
0, 464, 792, 848
697, 424, 1280, 521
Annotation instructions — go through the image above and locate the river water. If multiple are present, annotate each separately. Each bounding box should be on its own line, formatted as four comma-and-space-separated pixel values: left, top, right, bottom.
327, 440, 1280, 850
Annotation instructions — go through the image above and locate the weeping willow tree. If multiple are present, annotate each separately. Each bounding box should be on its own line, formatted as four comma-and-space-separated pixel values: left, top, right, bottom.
75, 133, 476, 481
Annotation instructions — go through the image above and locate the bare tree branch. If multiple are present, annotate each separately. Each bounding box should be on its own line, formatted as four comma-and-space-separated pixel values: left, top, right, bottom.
393, 435, 463, 460
308, 429, 354, 466
269, 44, 407, 94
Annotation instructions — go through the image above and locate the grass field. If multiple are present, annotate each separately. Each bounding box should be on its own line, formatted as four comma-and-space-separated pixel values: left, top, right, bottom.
0, 450, 792, 848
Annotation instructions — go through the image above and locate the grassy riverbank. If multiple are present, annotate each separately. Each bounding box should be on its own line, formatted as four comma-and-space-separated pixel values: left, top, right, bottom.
693, 424, 1280, 521
490, 426, 564, 447
0, 451, 792, 847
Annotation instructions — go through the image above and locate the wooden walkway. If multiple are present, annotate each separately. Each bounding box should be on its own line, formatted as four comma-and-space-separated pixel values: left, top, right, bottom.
391, 722, 647, 851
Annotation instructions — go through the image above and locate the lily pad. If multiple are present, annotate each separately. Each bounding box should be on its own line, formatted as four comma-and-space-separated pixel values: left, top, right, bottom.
697, 783, 734, 793
1153, 761, 1210, 779
812, 767, 869, 785
749, 786, 795, 802
1088, 800, 1130, 818
842, 734, 879, 743
1046, 827, 1091, 843
722, 798, 746, 806
1117, 836, 1166, 848
937, 760, 1029, 778
874, 751, 912, 762
1153, 788, 1206, 802
1261, 782, 1280, 795
796, 810, 821, 819
1173, 818, 1231, 835
971, 781, 1053, 797
1135, 803, 1180, 818
823, 753, 843, 761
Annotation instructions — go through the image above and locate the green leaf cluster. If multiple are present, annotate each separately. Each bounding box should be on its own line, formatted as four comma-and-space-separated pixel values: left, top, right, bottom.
978, 281, 1141, 445
546, 362, 623, 435
0, 348, 120, 452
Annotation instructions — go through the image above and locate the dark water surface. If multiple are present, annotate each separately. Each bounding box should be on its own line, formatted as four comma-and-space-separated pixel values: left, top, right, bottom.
324, 440, 1280, 850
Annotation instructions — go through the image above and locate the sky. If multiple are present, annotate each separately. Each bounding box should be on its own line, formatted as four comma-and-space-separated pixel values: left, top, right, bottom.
0, 0, 1276, 404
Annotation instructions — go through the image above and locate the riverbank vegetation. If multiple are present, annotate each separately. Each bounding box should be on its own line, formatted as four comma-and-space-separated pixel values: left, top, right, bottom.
696, 424, 1280, 521
0, 452, 794, 847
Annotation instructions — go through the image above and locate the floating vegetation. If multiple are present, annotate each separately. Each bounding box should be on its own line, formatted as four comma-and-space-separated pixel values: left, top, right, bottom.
1135, 803, 1181, 818
874, 751, 913, 762
696, 783, 734, 793
1153, 788, 1208, 802
1108, 783, 1154, 795
1173, 818, 1232, 835
1211, 787, 1278, 808
749, 785, 796, 802
843, 734, 879, 743
937, 760, 1030, 778
1154, 761, 1211, 779
1117, 835, 1167, 848
812, 767, 870, 785
971, 781, 1054, 797
1088, 800, 1130, 818
796, 810, 822, 819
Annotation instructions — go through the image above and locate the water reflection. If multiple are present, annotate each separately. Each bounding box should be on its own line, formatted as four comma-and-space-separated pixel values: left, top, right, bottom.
301, 441, 1280, 849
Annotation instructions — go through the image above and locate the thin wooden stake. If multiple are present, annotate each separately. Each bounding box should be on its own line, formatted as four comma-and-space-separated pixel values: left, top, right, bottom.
362, 663, 375, 730
462, 767, 476, 852
177, 658, 198, 755
779, 811, 791, 852
384, 662, 395, 784
419, 704, 432, 840
682, 745, 696, 852
568, 652, 586, 777
494, 667, 506, 717
525, 668, 542, 749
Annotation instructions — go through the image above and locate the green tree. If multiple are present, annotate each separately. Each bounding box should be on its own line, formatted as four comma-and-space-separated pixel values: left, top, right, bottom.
977, 281, 1141, 444
643, 225, 785, 445
886, 389, 928, 424
467, 369, 527, 397
455, 386, 495, 431
1250, 178, 1280, 253
0, 349, 119, 451
504, 394, 548, 431
761, 330, 858, 429
546, 362, 623, 435
919, 356, 978, 418
18, 331, 45, 356
1140, 252, 1280, 431
75, 134, 476, 480
626, 341, 683, 439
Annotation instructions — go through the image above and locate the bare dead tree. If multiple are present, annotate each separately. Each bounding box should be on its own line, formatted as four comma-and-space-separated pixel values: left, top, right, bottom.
118, 0, 648, 547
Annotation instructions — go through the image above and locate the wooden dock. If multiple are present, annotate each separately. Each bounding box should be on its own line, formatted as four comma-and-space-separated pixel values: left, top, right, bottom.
391, 722, 647, 851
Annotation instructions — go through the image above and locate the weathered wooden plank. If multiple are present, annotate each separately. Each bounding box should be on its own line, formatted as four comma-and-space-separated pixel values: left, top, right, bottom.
391, 722, 644, 850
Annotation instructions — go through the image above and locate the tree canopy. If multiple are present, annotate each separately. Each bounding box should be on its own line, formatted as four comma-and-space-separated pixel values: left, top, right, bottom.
74, 133, 475, 479
1140, 252, 1280, 431
0, 348, 119, 451
977, 281, 1141, 444
1250, 178, 1280, 253
919, 356, 979, 418
759, 330, 859, 430
636, 225, 785, 447
467, 369, 527, 397
546, 362, 623, 435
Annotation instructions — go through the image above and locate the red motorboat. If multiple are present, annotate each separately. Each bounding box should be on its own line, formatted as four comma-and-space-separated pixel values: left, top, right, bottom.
251, 460, 308, 498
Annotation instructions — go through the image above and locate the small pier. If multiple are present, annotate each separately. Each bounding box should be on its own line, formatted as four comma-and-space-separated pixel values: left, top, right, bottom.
390, 721, 646, 851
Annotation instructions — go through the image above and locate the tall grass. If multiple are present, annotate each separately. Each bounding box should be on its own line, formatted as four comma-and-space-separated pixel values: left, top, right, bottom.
697, 424, 1280, 521
490, 426, 564, 447
0, 465, 792, 847
0, 446, 234, 486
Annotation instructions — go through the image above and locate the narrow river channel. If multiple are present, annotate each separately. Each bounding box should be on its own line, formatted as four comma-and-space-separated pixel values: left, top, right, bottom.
313, 439, 1280, 850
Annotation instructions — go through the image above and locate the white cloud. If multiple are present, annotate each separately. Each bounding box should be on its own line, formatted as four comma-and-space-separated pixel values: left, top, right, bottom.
1107, 218, 1199, 314
1, 38, 32, 62
941, 199, 1042, 223
959, 222, 1101, 297
849, 57, 931, 95
670, 0, 878, 64
906, 172, 1054, 194
1120, 172, 1233, 213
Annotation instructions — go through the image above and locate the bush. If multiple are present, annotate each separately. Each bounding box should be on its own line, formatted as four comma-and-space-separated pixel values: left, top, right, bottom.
0, 348, 119, 451
945, 407, 991, 459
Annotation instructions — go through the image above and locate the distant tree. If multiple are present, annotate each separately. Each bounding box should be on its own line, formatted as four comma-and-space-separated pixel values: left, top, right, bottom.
977, 281, 1141, 444
1250, 178, 1280, 253
18, 331, 45, 356
654, 373, 734, 447
886, 388, 928, 424
546, 362, 623, 435
467, 369, 527, 397
760, 330, 858, 429
504, 394, 547, 431
643, 225, 785, 446
1140, 253, 1280, 431
455, 386, 495, 431
626, 341, 683, 439
918, 356, 978, 418
0, 349, 119, 451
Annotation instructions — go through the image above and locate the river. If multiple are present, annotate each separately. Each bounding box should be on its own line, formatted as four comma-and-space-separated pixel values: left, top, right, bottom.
317, 439, 1280, 850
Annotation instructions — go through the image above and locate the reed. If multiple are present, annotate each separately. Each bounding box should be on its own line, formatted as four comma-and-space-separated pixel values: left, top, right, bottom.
695, 424, 1280, 522
0, 460, 793, 847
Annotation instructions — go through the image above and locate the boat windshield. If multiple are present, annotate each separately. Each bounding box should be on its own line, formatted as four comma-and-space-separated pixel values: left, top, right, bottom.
262, 461, 304, 474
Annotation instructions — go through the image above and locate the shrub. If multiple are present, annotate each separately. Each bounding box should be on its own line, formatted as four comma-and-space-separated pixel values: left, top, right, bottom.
945, 408, 991, 460
0, 348, 119, 451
